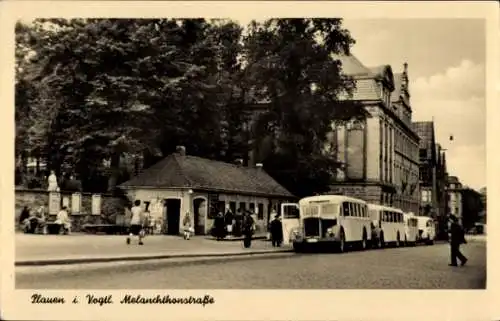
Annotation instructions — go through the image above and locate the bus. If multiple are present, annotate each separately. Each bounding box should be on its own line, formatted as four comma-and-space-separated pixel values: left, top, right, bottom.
403, 212, 419, 246
290, 195, 371, 253
367, 204, 405, 248
416, 216, 436, 245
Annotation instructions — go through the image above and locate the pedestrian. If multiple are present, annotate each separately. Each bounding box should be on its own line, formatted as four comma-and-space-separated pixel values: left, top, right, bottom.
19, 206, 30, 228
183, 211, 193, 240
55, 206, 71, 234
127, 200, 145, 245
448, 215, 468, 267
242, 211, 255, 248
214, 211, 226, 241
270, 213, 283, 247
143, 210, 152, 235
224, 207, 234, 237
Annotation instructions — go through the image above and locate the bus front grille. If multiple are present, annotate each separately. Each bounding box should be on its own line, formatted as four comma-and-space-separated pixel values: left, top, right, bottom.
303, 218, 320, 237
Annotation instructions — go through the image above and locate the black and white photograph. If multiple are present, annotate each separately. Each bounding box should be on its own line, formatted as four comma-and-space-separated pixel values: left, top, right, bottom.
1, 1, 497, 320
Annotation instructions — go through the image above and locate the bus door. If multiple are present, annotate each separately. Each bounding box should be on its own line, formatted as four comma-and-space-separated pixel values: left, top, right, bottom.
280, 203, 300, 246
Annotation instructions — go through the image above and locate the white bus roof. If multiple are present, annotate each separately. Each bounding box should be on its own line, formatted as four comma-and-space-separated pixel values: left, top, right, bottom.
367, 204, 404, 213
299, 195, 367, 205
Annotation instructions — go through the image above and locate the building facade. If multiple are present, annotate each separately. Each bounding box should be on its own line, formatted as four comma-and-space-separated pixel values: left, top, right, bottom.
446, 176, 485, 230
119, 146, 295, 236
446, 176, 463, 223
326, 55, 420, 213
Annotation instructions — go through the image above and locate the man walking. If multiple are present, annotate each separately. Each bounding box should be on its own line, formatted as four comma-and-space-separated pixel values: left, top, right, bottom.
127, 200, 145, 245
449, 215, 468, 267
270, 213, 283, 247
242, 211, 255, 248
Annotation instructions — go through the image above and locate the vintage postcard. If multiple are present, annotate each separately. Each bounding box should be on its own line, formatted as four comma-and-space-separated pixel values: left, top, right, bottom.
0, 1, 497, 320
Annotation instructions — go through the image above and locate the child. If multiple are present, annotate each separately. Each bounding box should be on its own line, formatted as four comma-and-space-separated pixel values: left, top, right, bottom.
183, 212, 193, 240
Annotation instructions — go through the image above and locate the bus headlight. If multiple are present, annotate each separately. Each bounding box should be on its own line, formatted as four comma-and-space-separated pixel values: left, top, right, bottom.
326, 228, 335, 237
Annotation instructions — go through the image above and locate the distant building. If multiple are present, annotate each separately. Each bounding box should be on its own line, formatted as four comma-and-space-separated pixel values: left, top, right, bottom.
119, 146, 294, 236
325, 55, 420, 213
446, 176, 484, 230
446, 176, 463, 223
413, 121, 448, 237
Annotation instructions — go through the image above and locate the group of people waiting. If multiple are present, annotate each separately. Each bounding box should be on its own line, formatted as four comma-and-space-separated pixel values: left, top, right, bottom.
211, 208, 256, 247
18, 205, 72, 235
210, 207, 284, 248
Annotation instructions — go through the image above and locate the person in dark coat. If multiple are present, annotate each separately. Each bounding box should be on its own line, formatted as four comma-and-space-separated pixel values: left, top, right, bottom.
224, 208, 234, 236
214, 211, 226, 241
270, 214, 283, 247
242, 211, 255, 248
19, 206, 30, 226
449, 215, 468, 266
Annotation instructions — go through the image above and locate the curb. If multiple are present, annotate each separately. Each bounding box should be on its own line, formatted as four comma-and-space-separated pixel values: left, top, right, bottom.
16, 248, 294, 267
204, 236, 268, 242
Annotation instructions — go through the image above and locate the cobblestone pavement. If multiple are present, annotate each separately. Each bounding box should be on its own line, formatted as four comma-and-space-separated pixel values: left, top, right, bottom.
16, 241, 485, 289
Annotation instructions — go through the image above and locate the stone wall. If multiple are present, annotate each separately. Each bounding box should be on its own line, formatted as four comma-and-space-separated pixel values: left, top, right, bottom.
15, 188, 128, 232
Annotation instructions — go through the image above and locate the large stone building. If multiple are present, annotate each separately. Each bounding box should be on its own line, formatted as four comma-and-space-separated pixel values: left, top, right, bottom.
326, 55, 420, 213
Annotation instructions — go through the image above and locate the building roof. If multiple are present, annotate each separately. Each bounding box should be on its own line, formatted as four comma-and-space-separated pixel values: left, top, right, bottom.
119, 153, 294, 198
332, 53, 373, 77
391, 73, 403, 103
332, 54, 382, 101
412, 121, 435, 150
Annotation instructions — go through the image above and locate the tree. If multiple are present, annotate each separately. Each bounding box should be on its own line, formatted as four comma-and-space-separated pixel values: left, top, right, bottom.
241, 18, 365, 197
15, 18, 250, 191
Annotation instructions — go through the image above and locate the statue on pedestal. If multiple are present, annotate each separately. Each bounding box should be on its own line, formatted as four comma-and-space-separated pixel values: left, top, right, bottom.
47, 170, 59, 192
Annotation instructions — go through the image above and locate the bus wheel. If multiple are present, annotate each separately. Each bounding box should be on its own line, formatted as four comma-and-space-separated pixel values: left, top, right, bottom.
361, 230, 368, 250
395, 233, 401, 247
293, 242, 303, 253
339, 230, 347, 253
404, 236, 407, 247
379, 233, 385, 249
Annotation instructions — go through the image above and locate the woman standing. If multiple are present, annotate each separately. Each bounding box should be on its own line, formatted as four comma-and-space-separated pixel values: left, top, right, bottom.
183, 212, 193, 240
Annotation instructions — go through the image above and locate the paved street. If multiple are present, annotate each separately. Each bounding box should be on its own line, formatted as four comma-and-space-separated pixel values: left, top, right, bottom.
16, 240, 485, 289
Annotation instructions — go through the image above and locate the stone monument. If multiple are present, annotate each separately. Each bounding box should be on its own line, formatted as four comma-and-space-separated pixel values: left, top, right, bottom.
47, 170, 59, 192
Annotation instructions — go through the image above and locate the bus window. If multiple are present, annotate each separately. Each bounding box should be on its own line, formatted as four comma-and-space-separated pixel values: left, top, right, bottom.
321, 204, 338, 216
389, 212, 394, 222
283, 205, 300, 219
342, 202, 350, 216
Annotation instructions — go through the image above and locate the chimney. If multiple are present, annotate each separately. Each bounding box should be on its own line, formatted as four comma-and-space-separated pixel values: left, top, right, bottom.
176, 145, 186, 156
255, 163, 263, 169
234, 158, 244, 166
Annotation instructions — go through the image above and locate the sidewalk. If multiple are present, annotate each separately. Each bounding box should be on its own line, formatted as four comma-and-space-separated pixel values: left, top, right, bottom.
15, 233, 292, 266
465, 234, 486, 243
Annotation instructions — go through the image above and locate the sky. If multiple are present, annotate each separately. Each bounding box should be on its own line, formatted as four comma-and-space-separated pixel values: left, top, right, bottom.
342, 19, 486, 190
236, 18, 486, 190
